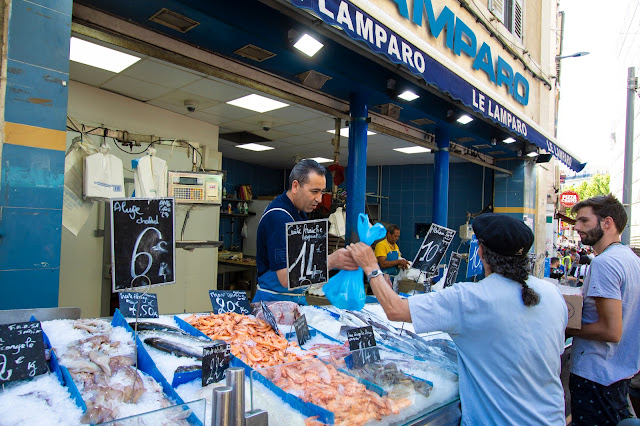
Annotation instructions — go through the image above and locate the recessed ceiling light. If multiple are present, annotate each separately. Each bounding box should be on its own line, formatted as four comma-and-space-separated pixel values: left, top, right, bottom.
293, 34, 324, 57
456, 115, 473, 125
393, 146, 431, 154
226, 94, 289, 113
307, 157, 333, 163
327, 128, 376, 137
236, 143, 274, 151
70, 37, 141, 73
398, 90, 419, 101
526, 151, 538, 157
503, 137, 516, 143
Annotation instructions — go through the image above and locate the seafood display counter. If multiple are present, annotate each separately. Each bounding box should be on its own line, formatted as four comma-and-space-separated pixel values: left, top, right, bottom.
0, 303, 460, 425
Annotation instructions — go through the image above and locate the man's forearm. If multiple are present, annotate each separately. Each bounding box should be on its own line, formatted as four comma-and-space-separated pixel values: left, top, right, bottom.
363, 266, 411, 322
567, 321, 621, 342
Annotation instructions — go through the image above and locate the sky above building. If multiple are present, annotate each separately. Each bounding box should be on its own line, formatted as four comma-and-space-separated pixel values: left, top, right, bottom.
556, 0, 638, 174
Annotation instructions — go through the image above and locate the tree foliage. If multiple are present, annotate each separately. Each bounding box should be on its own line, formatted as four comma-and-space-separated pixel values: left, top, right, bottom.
563, 174, 610, 215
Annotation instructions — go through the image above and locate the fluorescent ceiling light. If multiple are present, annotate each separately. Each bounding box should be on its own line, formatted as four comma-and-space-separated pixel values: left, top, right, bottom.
503, 137, 516, 143
398, 90, 419, 101
327, 128, 376, 137
393, 146, 431, 154
226, 94, 289, 113
293, 34, 324, 57
70, 37, 141, 73
307, 157, 332, 163
236, 143, 274, 151
526, 151, 538, 157
456, 115, 473, 125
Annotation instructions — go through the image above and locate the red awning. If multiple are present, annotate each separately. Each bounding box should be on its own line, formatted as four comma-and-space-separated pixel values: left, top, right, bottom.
555, 211, 576, 225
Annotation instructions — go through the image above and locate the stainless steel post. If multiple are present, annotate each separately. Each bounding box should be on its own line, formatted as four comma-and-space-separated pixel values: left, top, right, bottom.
245, 409, 269, 426
623, 67, 637, 245
212, 386, 233, 426
226, 367, 246, 426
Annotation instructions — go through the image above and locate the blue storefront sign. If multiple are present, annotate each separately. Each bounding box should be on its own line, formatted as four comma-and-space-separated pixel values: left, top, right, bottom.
289, 0, 585, 172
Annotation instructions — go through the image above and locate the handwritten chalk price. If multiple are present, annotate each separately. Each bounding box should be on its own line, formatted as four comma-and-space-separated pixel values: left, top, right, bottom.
347, 326, 380, 367
118, 292, 159, 318
202, 343, 231, 386
209, 290, 251, 315
0, 322, 47, 383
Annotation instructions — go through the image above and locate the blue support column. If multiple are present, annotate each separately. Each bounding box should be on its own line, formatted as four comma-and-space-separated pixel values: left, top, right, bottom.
432, 127, 450, 226
345, 92, 368, 243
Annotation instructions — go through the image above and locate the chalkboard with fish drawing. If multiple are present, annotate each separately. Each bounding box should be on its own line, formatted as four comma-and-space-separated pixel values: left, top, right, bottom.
110, 198, 175, 291
286, 219, 328, 289
0, 321, 48, 384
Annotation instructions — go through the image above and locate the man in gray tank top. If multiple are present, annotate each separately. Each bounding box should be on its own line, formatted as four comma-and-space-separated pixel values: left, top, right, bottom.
568, 194, 640, 425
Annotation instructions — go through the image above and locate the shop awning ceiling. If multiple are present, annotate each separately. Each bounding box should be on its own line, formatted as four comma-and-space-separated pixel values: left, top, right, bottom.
72, 0, 583, 171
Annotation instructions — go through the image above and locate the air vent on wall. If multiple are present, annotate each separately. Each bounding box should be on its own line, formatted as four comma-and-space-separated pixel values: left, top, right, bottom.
487, 150, 505, 155
219, 131, 271, 144
456, 137, 475, 143
473, 144, 492, 150
375, 103, 402, 120
234, 44, 276, 62
297, 70, 332, 90
149, 8, 200, 33
411, 118, 435, 126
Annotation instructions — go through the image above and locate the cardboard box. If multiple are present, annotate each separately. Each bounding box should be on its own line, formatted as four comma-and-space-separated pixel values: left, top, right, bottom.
557, 285, 583, 329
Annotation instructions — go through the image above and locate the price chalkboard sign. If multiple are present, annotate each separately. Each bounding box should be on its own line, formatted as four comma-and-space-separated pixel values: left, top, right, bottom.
286, 219, 328, 289
411, 224, 456, 276
118, 292, 159, 318
444, 252, 463, 289
293, 314, 311, 346
0, 321, 48, 383
110, 198, 175, 292
202, 342, 231, 386
209, 290, 251, 315
347, 326, 380, 367
466, 235, 484, 278
261, 301, 280, 335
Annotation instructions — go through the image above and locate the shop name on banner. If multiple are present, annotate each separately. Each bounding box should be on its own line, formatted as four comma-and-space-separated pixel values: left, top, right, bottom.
0, 322, 48, 383
303, 0, 529, 106
472, 90, 527, 135
209, 290, 252, 315
118, 292, 159, 318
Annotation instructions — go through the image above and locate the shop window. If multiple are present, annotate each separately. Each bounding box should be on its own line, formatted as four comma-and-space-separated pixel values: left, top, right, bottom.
489, 0, 524, 42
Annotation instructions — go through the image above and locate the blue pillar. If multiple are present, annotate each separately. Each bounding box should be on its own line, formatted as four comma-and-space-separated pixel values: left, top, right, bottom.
432, 127, 450, 226
345, 92, 368, 243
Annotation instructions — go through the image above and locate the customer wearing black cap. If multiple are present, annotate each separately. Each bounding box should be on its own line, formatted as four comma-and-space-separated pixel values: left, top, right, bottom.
345, 213, 568, 425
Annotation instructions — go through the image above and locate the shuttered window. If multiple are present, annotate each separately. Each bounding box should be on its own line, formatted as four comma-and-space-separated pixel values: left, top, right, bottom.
489, 0, 524, 42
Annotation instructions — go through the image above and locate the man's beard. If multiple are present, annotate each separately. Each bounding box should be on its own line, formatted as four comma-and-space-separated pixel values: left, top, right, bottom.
580, 221, 605, 246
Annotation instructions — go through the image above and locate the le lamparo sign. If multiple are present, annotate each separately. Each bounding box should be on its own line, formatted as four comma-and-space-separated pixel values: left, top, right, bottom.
560, 191, 579, 208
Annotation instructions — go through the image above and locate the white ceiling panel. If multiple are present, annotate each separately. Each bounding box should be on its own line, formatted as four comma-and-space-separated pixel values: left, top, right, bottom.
181, 79, 252, 102
101, 75, 171, 101
201, 103, 257, 120
121, 59, 201, 88
69, 61, 116, 86
150, 89, 219, 110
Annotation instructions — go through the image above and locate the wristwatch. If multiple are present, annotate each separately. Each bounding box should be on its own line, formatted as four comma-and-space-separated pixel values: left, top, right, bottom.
367, 269, 383, 282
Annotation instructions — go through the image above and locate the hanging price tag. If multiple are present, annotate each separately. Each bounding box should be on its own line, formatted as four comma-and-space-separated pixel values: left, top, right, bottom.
293, 314, 311, 346
118, 292, 159, 318
260, 301, 280, 335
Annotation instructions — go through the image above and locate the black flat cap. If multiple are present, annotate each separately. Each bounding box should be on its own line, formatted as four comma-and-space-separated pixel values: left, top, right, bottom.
472, 213, 533, 256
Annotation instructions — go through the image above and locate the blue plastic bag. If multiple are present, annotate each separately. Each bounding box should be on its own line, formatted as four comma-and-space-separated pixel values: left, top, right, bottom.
324, 214, 386, 310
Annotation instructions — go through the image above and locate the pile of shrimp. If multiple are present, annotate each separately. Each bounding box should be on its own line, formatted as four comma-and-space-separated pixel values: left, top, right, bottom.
185, 312, 313, 368
265, 359, 411, 426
